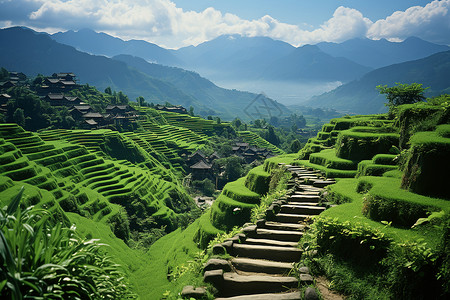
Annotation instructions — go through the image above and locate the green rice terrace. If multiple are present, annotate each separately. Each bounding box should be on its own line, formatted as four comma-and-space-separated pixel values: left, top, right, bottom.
1, 95, 450, 299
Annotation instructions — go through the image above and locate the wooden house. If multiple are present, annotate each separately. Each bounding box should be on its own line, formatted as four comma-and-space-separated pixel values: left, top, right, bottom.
0, 93, 11, 105
190, 160, 213, 180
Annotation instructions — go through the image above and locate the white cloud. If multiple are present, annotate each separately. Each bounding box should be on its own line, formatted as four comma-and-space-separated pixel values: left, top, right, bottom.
367, 0, 450, 44
0, 0, 449, 48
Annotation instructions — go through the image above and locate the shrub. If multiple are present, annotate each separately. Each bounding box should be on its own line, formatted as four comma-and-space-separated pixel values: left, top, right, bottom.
313, 216, 391, 266
0, 189, 135, 299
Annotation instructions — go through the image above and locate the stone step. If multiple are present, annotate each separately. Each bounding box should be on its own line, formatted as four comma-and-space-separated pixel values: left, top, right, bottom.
280, 204, 326, 215
220, 273, 298, 297
215, 291, 301, 300
231, 244, 302, 262
294, 191, 320, 196
263, 221, 306, 232
244, 238, 299, 248
287, 201, 320, 207
289, 194, 320, 203
275, 213, 309, 224
313, 180, 336, 188
249, 228, 303, 242
297, 184, 323, 190
231, 257, 294, 274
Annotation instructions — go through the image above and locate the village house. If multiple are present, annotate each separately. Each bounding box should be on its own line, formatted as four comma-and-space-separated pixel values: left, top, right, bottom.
154, 104, 188, 114
0, 93, 11, 105
190, 160, 213, 180
187, 150, 207, 166
43, 93, 82, 106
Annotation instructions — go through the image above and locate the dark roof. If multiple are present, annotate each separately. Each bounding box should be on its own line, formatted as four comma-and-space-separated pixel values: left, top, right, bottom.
72, 105, 91, 110
56, 73, 75, 77
209, 152, 220, 159
106, 105, 129, 111
190, 161, 212, 170
236, 143, 249, 147
83, 112, 103, 118
46, 93, 64, 100
85, 119, 98, 125
188, 150, 206, 159
61, 80, 76, 85
46, 78, 61, 84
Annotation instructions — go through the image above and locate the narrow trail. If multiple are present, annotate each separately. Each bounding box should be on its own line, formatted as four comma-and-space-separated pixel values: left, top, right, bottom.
201, 164, 336, 300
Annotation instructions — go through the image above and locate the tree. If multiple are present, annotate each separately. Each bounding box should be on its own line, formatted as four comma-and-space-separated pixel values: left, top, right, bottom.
377, 83, 428, 109
13, 108, 25, 127
232, 118, 242, 130
225, 156, 243, 182
189, 106, 194, 116
136, 96, 145, 106
104, 86, 112, 95
289, 139, 302, 153
266, 125, 280, 146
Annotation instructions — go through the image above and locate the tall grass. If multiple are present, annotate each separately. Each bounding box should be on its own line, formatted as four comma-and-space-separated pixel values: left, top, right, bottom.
0, 187, 136, 299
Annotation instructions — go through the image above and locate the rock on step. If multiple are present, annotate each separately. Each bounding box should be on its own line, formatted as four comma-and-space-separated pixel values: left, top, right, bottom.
231, 257, 294, 274
220, 272, 298, 297
280, 204, 326, 216
215, 291, 301, 300
232, 244, 302, 262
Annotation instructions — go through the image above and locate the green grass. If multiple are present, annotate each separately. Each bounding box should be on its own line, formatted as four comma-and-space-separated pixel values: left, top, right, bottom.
310, 149, 359, 170
323, 177, 445, 247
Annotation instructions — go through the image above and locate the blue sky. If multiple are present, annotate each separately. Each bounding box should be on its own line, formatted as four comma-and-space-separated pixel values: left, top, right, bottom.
0, 0, 448, 48
172, 0, 433, 27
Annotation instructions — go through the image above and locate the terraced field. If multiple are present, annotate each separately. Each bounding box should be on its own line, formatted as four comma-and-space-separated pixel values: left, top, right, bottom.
137, 106, 229, 135
0, 123, 194, 237
238, 131, 285, 155
298, 115, 399, 178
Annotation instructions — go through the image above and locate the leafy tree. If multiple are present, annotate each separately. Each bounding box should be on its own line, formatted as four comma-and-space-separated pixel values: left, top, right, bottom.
232, 118, 242, 130
225, 156, 243, 182
377, 83, 428, 109
254, 119, 262, 128
104, 86, 112, 95
136, 96, 145, 106
189, 105, 194, 116
12, 108, 25, 127
289, 139, 302, 153
269, 116, 279, 127
207, 115, 213, 120
266, 125, 280, 146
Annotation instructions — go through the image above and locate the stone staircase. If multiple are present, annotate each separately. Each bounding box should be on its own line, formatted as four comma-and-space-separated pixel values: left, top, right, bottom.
183, 165, 336, 299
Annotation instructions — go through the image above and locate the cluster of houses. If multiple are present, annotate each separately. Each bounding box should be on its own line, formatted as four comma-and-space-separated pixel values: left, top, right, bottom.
0, 72, 27, 114
187, 142, 274, 181
153, 104, 188, 114
232, 142, 275, 163
0, 71, 141, 129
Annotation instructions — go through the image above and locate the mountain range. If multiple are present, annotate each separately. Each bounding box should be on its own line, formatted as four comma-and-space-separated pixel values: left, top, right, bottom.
0, 27, 289, 120
307, 50, 450, 114
1, 26, 449, 117
316, 37, 450, 69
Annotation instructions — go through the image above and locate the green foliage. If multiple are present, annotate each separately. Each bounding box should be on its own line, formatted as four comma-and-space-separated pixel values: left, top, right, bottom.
289, 139, 302, 153
377, 83, 428, 110
192, 178, 215, 197
313, 216, 392, 265
0, 191, 135, 299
